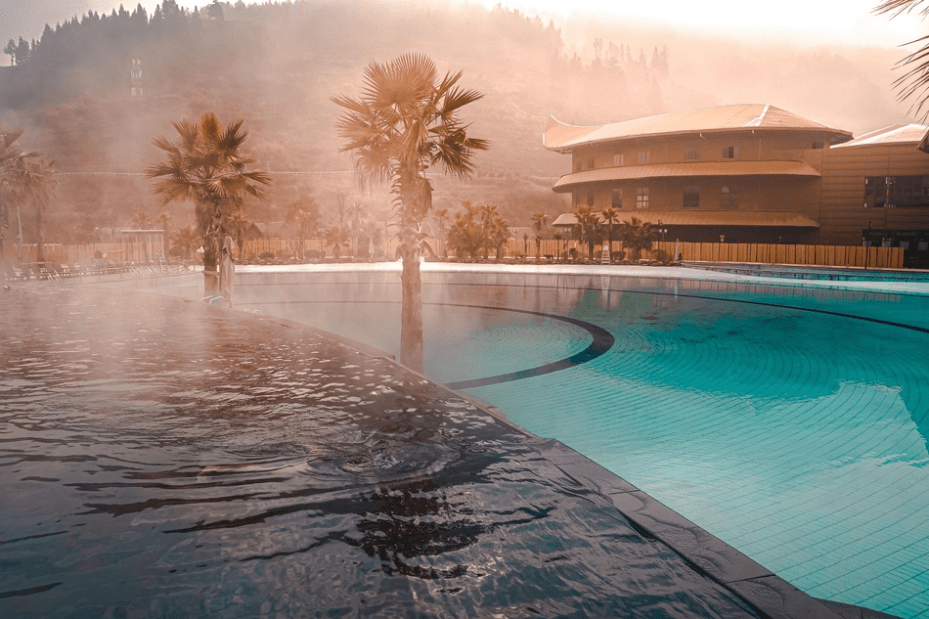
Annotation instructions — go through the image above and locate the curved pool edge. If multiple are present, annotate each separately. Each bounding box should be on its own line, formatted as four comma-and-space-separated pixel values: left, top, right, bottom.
234, 261, 929, 297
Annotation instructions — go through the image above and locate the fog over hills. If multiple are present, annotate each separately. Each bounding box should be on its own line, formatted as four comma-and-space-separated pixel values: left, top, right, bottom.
0, 0, 919, 244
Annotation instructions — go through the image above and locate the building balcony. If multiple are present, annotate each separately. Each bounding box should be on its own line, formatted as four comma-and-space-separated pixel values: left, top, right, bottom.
552, 160, 821, 192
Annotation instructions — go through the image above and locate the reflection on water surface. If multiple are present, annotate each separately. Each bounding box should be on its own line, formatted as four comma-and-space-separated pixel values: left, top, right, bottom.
0, 285, 758, 618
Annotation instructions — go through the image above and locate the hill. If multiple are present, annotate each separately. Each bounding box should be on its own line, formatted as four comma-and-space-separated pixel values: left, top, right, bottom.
0, 0, 918, 246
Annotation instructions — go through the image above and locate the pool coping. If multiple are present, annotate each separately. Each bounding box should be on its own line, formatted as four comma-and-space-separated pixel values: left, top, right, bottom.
92, 277, 904, 619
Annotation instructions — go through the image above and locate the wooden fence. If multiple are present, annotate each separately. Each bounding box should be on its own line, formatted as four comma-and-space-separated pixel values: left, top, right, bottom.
502, 239, 903, 269
2, 240, 166, 265
3, 238, 905, 270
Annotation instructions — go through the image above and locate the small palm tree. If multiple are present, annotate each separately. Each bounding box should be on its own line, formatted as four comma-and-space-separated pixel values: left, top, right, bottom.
447, 201, 485, 259
333, 53, 488, 371
146, 113, 270, 291
323, 226, 349, 260
530, 211, 548, 261
622, 217, 656, 261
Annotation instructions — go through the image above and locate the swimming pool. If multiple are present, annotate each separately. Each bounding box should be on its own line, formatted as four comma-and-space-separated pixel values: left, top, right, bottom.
216, 265, 929, 618
1, 284, 770, 618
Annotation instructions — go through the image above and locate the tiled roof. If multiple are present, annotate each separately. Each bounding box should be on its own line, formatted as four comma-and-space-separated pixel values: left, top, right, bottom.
831, 124, 929, 149
544, 104, 852, 152
551, 160, 821, 192
551, 210, 820, 228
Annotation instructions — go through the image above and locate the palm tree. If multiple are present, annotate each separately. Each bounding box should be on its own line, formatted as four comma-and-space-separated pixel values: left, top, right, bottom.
875, 1, 929, 118
479, 203, 499, 260
601, 206, 619, 261
285, 196, 319, 260
530, 211, 548, 261
227, 210, 250, 256
146, 112, 270, 292
333, 53, 489, 371
574, 205, 603, 261
1, 127, 56, 264
170, 225, 200, 261
347, 200, 367, 258
432, 207, 450, 258
447, 201, 485, 259
622, 217, 656, 261
158, 212, 172, 260
323, 226, 348, 260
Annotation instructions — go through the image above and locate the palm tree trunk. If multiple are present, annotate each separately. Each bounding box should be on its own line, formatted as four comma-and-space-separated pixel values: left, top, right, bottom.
398, 228, 424, 372
36, 201, 46, 263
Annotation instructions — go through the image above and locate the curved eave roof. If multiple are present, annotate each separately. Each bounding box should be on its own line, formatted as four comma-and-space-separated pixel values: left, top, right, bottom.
544, 104, 852, 152
552, 160, 821, 192
551, 210, 820, 228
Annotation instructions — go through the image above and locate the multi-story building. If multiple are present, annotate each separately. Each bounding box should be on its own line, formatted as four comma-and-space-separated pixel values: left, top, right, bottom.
544, 104, 929, 266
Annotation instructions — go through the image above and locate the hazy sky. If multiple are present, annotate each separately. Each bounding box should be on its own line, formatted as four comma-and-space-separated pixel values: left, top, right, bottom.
1, 0, 925, 51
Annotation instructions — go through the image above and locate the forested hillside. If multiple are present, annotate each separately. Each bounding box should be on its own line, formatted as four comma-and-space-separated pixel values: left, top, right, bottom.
0, 0, 916, 246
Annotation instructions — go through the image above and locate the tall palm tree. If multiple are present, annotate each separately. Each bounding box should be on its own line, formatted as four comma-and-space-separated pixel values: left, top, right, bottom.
530, 211, 548, 261
227, 210, 250, 256
21, 154, 56, 263
333, 53, 488, 371
146, 112, 270, 291
875, 0, 929, 118
170, 225, 200, 261
347, 200, 367, 258
285, 196, 319, 260
1, 127, 56, 264
432, 207, 450, 258
601, 206, 619, 260
574, 205, 603, 261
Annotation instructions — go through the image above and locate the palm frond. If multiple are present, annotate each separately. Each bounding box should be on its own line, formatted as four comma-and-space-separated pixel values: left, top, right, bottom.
874, 0, 929, 17
890, 34, 929, 118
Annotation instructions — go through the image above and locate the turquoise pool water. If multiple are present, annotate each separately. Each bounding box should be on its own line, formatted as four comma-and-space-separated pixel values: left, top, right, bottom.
152, 267, 929, 617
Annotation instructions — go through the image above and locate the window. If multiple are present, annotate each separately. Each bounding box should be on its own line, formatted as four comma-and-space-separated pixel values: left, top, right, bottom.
586, 192, 595, 207
612, 188, 623, 209
684, 148, 699, 160
683, 186, 700, 208
865, 176, 929, 208
722, 146, 739, 159
613, 154, 624, 166
574, 160, 582, 172
812, 141, 824, 149
587, 157, 596, 170
636, 187, 649, 209
637, 151, 650, 164
721, 186, 739, 209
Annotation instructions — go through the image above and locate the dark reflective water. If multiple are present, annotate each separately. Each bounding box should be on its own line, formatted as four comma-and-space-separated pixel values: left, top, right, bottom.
0, 285, 758, 618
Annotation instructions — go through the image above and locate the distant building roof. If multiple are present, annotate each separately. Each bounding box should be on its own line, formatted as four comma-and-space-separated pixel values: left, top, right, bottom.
551, 210, 820, 228
551, 160, 821, 192
831, 124, 929, 150
544, 104, 852, 152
